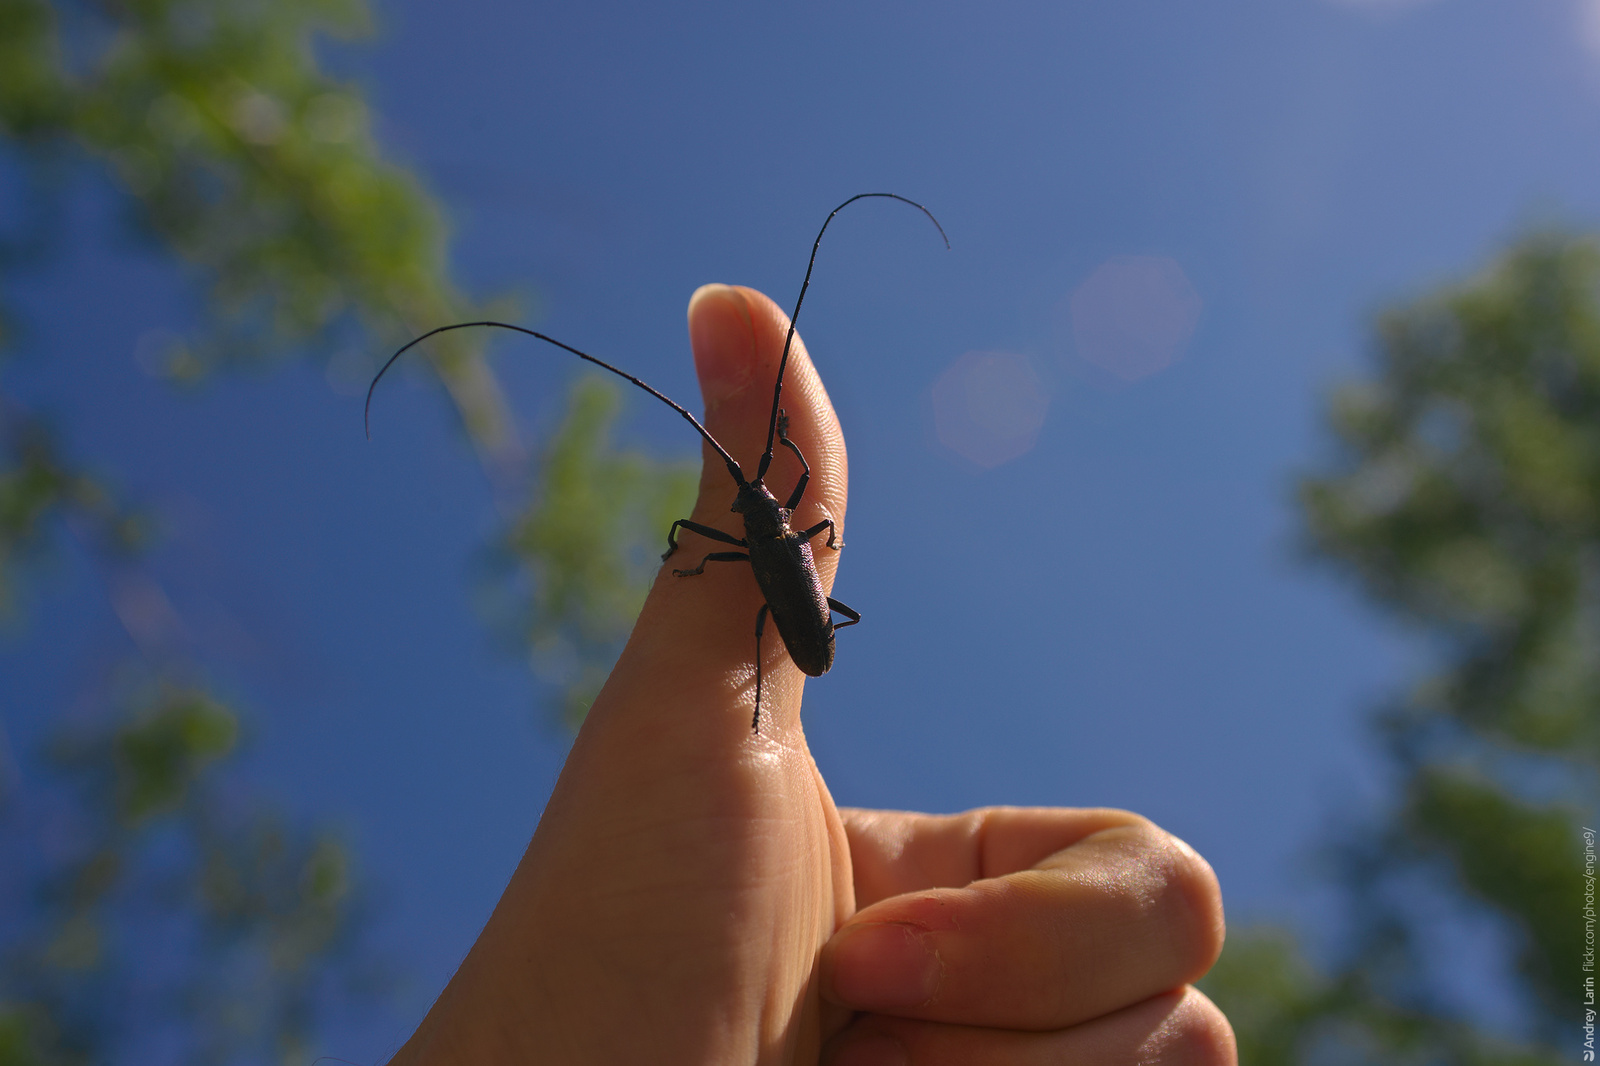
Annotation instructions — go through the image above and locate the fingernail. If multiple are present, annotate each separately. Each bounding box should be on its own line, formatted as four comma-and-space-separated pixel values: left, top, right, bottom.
828, 922, 942, 1010
686, 283, 755, 406
823, 1030, 908, 1066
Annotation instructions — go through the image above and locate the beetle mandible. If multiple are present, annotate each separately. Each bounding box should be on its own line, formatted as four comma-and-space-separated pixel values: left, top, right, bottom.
366, 192, 948, 732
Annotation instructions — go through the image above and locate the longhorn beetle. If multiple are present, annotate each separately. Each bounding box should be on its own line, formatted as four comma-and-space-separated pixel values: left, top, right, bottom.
366, 193, 948, 732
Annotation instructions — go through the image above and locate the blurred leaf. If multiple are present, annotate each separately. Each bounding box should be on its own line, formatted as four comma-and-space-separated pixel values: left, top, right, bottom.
0, 0, 712, 1060
0, 1002, 73, 1066
6, 671, 381, 1064
0, 417, 134, 618
1205, 926, 1564, 1065
503, 374, 696, 728
111, 685, 237, 822
1405, 768, 1583, 1024
1200, 927, 1332, 1066
1230, 231, 1600, 1059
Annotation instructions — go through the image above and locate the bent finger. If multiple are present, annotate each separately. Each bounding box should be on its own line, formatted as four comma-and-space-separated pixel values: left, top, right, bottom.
822, 811, 1225, 1030
842, 806, 1162, 906
822, 986, 1236, 1066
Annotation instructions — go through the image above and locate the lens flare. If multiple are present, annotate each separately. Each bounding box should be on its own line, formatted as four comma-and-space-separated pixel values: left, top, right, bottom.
931, 350, 1051, 468
1067, 255, 1202, 382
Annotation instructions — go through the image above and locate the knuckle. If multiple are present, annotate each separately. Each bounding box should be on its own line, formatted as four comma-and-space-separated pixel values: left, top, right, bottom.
1151, 987, 1238, 1066
1094, 819, 1228, 979
1157, 836, 1226, 979
1110, 822, 1225, 981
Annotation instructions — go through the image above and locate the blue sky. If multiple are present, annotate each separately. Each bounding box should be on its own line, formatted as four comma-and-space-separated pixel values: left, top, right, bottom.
5, 0, 1599, 1054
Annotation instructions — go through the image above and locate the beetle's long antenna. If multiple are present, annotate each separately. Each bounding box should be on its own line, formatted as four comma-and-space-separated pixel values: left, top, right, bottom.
754, 193, 949, 482
366, 321, 747, 485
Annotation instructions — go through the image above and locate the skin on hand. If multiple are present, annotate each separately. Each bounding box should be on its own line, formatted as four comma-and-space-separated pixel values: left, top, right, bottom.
385, 285, 1235, 1066
820, 808, 1234, 1066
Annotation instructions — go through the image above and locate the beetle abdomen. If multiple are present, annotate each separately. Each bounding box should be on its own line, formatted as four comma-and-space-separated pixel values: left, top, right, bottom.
750, 535, 835, 676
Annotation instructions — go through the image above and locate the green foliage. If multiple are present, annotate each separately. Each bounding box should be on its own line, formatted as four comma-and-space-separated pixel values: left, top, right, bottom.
502, 374, 697, 728
0, 0, 455, 360
0, 0, 523, 504
0, 417, 143, 618
1215, 233, 1600, 1061
5, 677, 375, 1065
0, 0, 69, 142
1202, 928, 1334, 1066
0, 0, 698, 1058
0, 0, 692, 714
1203, 927, 1565, 1066
0, 1003, 66, 1066
1301, 235, 1600, 757
104, 684, 238, 822
1405, 766, 1582, 1027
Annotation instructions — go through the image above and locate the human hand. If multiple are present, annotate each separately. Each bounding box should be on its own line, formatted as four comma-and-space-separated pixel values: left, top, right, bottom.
386, 283, 1232, 1065
820, 807, 1233, 1065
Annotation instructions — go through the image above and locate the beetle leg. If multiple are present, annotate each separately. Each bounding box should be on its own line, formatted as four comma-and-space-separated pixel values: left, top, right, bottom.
663, 518, 746, 560
753, 603, 770, 734
672, 551, 749, 577
776, 410, 812, 511
827, 597, 860, 629
798, 518, 843, 551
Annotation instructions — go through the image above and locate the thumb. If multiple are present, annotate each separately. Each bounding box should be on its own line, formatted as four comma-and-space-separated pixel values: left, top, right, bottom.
588, 282, 848, 746
519, 284, 851, 1059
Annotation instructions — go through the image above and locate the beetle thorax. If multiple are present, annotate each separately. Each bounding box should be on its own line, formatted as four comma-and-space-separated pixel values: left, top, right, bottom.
732, 481, 790, 539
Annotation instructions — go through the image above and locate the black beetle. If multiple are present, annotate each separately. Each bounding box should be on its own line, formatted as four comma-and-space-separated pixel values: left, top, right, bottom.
367, 193, 947, 731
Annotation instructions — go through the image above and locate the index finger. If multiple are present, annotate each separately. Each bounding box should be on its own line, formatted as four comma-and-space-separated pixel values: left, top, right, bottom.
826, 807, 1225, 1030
842, 806, 1155, 907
